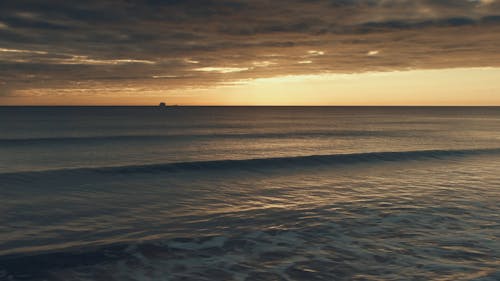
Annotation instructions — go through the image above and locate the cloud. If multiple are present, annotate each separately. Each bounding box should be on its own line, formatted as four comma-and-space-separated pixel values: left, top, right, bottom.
1, 0, 500, 99
194, 67, 250, 73
49, 56, 156, 65
252, 61, 277, 67
0, 47, 47, 54
475, 0, 496, 5
307, 50, 325, 56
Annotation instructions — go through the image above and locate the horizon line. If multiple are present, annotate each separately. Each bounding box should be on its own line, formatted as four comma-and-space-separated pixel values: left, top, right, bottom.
2, 105, 500, 107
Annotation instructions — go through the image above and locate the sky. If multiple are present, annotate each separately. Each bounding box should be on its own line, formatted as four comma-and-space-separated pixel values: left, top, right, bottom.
1, 0, 500, 105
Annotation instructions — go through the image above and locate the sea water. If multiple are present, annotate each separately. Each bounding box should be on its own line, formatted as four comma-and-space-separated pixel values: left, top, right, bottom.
0, 106, 499, 280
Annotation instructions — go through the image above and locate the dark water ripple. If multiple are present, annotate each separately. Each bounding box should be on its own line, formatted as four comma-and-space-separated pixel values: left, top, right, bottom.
1, 154, 499, 281
1, 107, 500, 280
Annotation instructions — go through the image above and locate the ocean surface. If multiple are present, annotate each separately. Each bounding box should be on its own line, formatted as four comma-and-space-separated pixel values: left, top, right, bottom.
0, 106, 499, 281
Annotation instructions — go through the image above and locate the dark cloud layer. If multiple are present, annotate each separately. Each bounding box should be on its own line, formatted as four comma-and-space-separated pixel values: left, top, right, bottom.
1, 0, 500, 98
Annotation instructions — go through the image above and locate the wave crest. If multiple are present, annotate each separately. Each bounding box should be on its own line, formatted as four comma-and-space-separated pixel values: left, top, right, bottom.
1, 148, 499, 177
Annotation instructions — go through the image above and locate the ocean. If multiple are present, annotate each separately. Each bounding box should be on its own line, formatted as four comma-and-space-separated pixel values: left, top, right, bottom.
0, 106, 499, 280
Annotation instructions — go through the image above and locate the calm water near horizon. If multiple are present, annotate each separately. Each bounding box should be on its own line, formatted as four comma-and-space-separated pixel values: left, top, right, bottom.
0, 106, 499, 280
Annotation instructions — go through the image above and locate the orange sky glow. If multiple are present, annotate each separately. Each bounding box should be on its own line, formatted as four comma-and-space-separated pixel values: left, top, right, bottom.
2, 67, 499, 106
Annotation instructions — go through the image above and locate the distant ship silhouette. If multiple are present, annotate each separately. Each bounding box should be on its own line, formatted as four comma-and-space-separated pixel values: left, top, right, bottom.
159, 102, 178, 109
